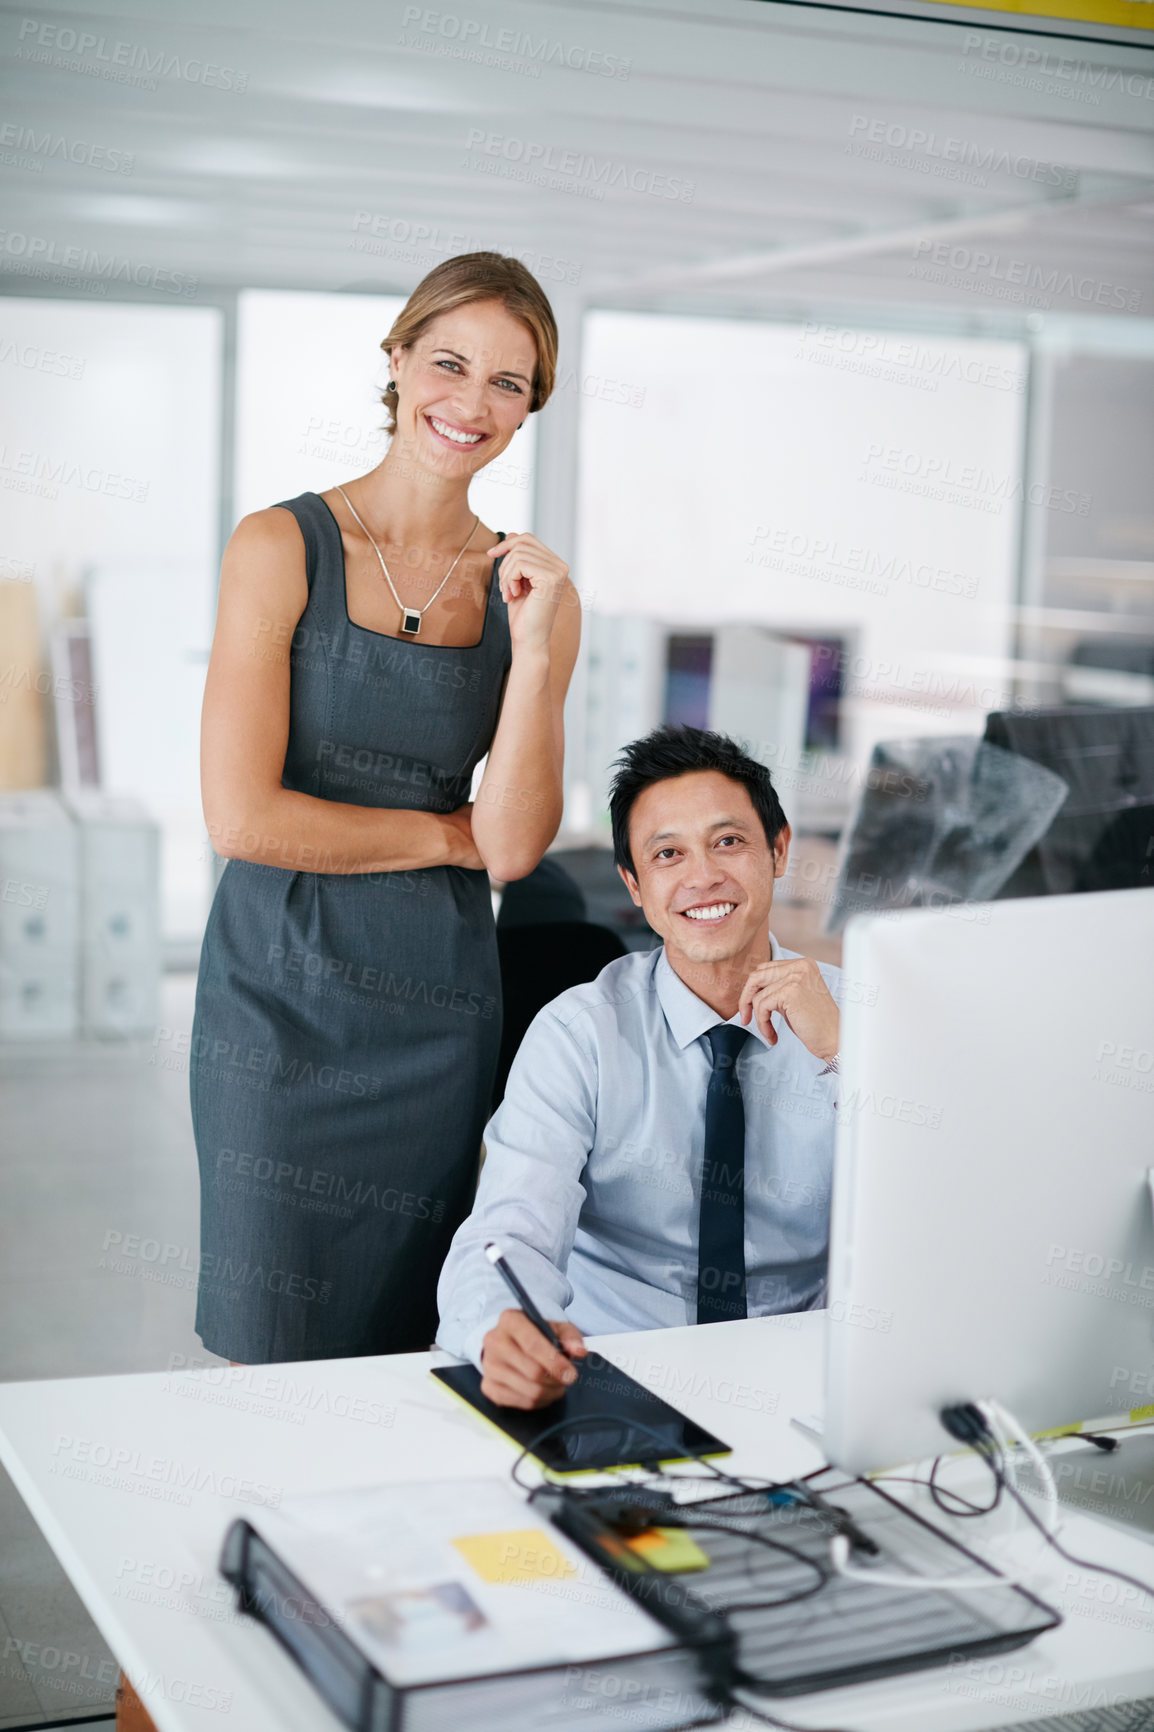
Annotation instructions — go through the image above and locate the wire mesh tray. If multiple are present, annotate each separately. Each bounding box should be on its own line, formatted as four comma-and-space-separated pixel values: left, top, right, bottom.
543, 1476, 1061, 1698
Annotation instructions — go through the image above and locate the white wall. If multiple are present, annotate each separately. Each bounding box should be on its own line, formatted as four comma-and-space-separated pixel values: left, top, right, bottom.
577, 311, 1027, 782
235, 290, 536, 534
0, 298, 221, 940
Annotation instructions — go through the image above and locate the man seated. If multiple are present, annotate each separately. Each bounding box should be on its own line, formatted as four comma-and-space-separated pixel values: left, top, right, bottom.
436, 724, 841, 1408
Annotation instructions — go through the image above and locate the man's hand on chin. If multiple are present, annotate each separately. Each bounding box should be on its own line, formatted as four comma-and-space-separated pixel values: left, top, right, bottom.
737, 956, 839, 1062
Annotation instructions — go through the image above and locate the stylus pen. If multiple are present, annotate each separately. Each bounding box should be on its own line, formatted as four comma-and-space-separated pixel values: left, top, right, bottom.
485, 1241, 566, 1353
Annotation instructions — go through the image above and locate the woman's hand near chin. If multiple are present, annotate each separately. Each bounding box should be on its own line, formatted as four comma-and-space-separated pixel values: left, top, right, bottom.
485, 532, 573, 657
471, 533, 581, 881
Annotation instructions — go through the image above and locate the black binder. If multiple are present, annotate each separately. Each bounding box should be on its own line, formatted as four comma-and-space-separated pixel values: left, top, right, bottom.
219, 1479, 730, 1732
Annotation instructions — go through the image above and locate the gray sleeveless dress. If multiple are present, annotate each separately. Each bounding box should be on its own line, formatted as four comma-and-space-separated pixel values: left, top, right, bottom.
191, 491, 511, 1361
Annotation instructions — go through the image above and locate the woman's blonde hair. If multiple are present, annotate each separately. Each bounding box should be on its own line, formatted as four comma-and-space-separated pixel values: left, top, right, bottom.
380, 252, 558, 435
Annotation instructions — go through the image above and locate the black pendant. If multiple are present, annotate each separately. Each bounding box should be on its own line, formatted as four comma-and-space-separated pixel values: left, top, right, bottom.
401, 609, 422, 636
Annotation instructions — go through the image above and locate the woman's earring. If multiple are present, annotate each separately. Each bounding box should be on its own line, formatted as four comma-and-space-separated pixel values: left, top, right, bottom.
386, 379, 396, 393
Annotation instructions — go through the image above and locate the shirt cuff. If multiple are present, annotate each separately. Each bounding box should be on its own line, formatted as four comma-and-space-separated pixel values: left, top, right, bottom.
435, 1308, 504, 1373
818, 1052, 839, 1076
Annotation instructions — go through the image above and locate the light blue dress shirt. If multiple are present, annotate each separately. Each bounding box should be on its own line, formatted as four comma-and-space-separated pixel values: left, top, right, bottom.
436, 937, 840, 1369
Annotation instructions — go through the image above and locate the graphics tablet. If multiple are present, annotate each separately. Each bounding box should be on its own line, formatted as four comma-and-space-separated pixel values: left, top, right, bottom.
432, 1351, 731, 1473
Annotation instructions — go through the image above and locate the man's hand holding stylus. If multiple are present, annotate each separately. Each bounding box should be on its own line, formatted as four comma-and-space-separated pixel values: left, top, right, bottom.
480, 1310, 588, 1409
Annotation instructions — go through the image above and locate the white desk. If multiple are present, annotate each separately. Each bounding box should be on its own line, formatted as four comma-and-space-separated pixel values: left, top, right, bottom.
0, 1314, 1151, 1732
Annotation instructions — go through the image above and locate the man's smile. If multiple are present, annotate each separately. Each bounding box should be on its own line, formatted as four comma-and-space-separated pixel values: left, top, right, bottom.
679, 901, 738, 924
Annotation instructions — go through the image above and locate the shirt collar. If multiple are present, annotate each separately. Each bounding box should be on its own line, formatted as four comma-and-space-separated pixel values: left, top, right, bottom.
654, 935, 794, 1053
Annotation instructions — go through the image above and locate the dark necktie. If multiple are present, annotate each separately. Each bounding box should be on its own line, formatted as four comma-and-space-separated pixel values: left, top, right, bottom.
697, 1024, 751, 1325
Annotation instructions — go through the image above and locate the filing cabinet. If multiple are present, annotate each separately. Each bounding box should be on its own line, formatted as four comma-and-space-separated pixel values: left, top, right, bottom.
0, 790, 79, 1038
64, 791, 161, 1036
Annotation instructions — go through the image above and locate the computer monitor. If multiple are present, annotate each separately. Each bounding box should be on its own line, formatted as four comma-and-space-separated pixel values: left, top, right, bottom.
983, 704, 1154, 896
823, 886, 1154, 1476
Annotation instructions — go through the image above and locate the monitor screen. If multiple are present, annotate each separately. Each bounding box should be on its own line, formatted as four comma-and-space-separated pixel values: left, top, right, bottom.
824, 887, 1154, 1475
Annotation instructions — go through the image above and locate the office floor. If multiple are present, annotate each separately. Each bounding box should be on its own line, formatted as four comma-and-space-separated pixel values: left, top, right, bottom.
0, 973, 214, 1730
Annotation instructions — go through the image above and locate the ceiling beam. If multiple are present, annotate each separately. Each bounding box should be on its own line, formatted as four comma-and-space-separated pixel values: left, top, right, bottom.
592, 186, 1148, 297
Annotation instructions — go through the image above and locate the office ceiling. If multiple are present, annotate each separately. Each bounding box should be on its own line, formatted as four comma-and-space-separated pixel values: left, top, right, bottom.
2, 0, 1153, 326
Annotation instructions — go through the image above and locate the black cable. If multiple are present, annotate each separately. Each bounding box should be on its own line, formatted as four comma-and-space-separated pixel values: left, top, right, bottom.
513, 1431, 821, 1631
996, 1459, 1154, 1608
773, 1460, 1001, 1517
509, 1409, 800, 1504
928, 1451, 1002, 1519
638, 1464, 796, 1499
924, 1418, 1154, 1512
1082, 1420, 1154, 1445
508, 1409, 744, 1495
670, 1516, 831, 1611
506, 1416, 843, 1621
943, 1405, 1154, 1610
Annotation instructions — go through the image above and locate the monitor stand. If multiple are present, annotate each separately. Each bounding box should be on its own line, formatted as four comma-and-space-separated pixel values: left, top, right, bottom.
1044, 1173, 1154, 1543
1049, 1429, 1154, 1541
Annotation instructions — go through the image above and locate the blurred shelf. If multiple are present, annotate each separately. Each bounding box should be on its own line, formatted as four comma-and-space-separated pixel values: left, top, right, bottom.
1015, 606, 1154, 634
1061, 666, 1154, 705
1045, 560, 1154, 585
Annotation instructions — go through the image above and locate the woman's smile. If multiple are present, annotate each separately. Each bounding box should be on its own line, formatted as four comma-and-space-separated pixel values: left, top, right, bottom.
422, 411, 490, 449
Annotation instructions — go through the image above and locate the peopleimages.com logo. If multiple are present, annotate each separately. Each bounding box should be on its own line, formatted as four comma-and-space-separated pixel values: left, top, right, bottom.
846, 114, 1077, 192
960, 31, 1154, 104
400, 7, 632, 78
14, 17, 248, 91
0, 231, 197, 297
463, 131, 695, 202
910, 238, 1141, 313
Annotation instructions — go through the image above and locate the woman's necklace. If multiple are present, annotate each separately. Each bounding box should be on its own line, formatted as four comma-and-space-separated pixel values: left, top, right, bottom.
334, 485, 479, 638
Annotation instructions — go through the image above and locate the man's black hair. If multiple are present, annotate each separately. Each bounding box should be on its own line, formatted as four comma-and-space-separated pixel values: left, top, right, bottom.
609, 724, 789, 877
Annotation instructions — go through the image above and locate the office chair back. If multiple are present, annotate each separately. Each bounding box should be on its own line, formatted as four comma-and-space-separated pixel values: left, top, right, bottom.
493, 921, 627, 1106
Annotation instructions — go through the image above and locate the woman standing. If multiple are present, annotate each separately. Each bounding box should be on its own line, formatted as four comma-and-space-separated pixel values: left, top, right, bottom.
191, 253, 578, 1362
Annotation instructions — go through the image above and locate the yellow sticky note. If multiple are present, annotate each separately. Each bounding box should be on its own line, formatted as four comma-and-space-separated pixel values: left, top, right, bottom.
451, 1528, 576, 1585
625, 1527, 711, 1573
